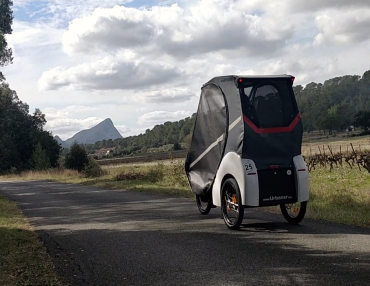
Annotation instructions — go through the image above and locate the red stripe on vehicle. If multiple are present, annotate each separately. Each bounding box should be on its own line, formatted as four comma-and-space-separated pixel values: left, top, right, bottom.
243, 113, 301, 134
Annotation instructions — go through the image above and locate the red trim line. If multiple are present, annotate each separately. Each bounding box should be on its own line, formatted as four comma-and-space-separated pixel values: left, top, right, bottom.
243, 113, 301, 134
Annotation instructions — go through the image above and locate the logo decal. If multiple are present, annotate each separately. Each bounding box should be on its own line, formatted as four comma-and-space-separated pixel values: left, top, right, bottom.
263, 196, 293, 202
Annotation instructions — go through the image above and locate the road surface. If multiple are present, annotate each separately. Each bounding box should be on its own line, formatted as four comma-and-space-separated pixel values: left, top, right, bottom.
1, 181, 370, 286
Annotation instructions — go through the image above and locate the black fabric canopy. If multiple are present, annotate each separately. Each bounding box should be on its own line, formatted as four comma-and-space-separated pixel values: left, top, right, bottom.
185, 75, 302, 196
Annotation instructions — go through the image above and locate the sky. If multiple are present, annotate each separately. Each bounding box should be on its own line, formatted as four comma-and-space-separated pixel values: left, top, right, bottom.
3, 0, 370, 140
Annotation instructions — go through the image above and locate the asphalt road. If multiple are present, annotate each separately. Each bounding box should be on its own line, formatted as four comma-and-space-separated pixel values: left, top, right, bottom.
1, 181, 370, 286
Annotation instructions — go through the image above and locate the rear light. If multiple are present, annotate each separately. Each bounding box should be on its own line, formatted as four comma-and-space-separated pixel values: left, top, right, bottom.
269, 165, 279, 169
298, 169, 306, 172
247, 173, 256, 175
239, 78, 243, 82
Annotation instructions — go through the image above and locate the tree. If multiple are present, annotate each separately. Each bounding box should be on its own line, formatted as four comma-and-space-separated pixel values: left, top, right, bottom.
354, 110, 370, 133
184, 133, 193, 150
64, 142, 89, 172
32, 142, 51, 170
0, 0, 14, 81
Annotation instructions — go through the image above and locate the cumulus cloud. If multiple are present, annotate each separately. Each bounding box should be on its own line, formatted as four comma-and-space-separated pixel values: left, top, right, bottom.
138, 110, 191, 125
43, 105, 101, 139
286, 0, 370, 13
62, 1, 294, 58
38, 54, 181, 91
257, 57, 339, 85
116, 124, 131, 134
314, 8, 370, 45
43, 106, 132, 139
135, 88, 196, 103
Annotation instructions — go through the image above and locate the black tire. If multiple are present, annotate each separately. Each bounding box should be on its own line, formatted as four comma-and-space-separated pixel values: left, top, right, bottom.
280, 201, 307, 224
221, 178, 244, 230
196, 194, 212, 215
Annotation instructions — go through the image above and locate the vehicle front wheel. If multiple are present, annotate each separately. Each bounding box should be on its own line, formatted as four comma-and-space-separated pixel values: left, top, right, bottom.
221, 178, 244, 230
280, 201, 307, 224
196, 194, 212, 215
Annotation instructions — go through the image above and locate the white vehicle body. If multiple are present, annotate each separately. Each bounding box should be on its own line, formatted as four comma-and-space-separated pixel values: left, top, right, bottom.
212, 152, 309, 207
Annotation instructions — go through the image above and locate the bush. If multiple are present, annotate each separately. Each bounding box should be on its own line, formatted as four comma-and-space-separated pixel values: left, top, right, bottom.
115, 171, 146, 181
9, 166, 18, 175
147, 163, 165, 183
170, 160, 188, 187
64, 143, 89, 172
84, 158, 106, 178
32, 142, 51, 170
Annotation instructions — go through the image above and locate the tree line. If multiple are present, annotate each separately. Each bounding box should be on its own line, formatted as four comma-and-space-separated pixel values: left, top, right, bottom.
82, 115, 196, 157
0, 1, 61, 174
294, 71, 370, 133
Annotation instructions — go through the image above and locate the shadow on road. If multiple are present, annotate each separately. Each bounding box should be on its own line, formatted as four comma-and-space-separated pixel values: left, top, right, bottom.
1, 180, 370, 285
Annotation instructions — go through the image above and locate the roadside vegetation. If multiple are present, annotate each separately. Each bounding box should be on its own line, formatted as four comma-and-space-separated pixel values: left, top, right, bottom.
0, 195, 62, 285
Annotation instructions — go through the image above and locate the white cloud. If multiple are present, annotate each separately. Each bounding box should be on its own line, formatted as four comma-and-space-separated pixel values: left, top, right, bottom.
135, 88, 196, 103
62, 2, 294, 58
13, 0, 133, 26
116, 124, 131, 134
43, 105, 102, 139
138, 110, 191, 125
7, 21, 63, 48
314, 8, 370, 46
257, 57, 339, 85
286, 0, 370, 13
38, 54, 181, 91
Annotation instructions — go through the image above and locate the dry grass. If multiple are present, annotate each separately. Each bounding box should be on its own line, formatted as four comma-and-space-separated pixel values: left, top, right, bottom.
0, 195, 63, 285
302, 135, 370, 156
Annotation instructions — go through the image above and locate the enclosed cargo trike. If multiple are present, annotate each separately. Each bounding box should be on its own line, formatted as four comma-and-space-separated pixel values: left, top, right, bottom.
185, 75, 309, 230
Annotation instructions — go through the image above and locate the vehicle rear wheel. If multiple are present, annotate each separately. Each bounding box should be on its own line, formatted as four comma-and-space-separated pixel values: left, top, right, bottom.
196, 194, 212, 215
221, 178, 244, 230
280, 201, 307, 224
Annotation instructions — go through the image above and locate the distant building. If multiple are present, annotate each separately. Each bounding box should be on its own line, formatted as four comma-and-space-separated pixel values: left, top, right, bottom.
94, 147, 115, 158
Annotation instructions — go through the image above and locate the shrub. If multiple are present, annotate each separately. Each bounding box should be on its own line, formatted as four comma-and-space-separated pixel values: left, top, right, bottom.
170, 160, 188, 187
32, 142, 51, 170
147, 163, 165, 183
9, 166, 18, 175
64, 143, 89, 172
84, 158, 106, 178
115, 171, 146, 181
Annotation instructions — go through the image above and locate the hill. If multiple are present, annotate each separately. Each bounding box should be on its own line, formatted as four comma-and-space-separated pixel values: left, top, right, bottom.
83, 114, 197, 157
56, 118, 123, 147
294, 70, 370, 132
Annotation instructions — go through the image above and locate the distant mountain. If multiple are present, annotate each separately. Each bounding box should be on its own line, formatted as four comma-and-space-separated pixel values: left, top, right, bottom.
54, 118, 123, 147
54, 135, 69, 148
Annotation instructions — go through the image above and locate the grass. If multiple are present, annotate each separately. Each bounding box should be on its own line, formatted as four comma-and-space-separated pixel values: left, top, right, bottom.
2, 157, 370, 228
0, 195, 62, 286
308, 166, 370, 227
